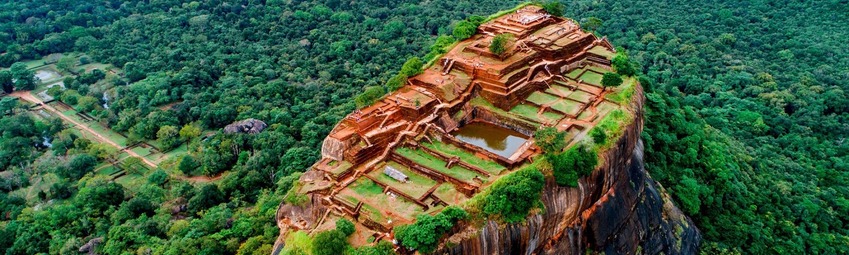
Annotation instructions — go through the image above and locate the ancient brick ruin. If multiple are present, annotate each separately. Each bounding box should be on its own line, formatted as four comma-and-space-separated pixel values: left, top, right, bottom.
279, 5, 624, 245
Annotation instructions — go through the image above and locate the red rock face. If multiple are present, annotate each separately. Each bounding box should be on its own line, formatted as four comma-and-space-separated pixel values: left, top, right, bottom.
435, 85, 702, 255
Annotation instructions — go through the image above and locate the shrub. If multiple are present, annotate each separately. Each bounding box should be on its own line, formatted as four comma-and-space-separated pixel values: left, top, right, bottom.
482, 167, 545, 223
489, 34, 511, 55
452, 20, 477, 40
535, 127, 566, 154
590, 127, 607, 144
336, 218, 355, 236
550, 144, 598, 187
385, 73, 407, 92
355, 86, 385, 108
400, 57, 423, 77
395, 206, 467, 253
311, 230, 348, 255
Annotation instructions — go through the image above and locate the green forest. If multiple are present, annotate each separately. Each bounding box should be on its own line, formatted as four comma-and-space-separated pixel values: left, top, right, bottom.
0, 0, 847, 254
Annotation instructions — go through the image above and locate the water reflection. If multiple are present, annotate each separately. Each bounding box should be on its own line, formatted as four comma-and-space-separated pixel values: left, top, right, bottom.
452, 122, 528, 158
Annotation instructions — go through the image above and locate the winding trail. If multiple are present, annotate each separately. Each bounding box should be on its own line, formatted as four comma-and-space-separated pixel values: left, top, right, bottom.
9, 91, 157, 168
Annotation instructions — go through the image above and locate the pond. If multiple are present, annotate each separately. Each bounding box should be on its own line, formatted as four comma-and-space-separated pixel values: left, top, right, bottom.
451, 121, 528, 158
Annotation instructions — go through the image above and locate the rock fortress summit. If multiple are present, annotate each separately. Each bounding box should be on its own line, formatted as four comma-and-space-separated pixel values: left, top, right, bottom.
275, 5, 700, 255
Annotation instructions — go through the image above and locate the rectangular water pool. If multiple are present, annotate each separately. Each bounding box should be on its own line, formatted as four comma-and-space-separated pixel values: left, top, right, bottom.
451, 122, 529, 159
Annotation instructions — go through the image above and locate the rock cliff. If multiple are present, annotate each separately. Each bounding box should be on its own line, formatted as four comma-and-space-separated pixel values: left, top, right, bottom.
436, 86, 701, 255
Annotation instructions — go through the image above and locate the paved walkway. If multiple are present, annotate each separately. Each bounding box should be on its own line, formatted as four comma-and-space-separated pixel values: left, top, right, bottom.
10, 91, 157, 168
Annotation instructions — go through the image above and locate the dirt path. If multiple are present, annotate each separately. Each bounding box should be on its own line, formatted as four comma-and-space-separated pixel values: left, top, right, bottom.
10, 91, 158, 168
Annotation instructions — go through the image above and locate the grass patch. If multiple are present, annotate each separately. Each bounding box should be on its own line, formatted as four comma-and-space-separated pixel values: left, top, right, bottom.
526, 91, 559, 106
509, 104, 542, 121
395, 147, 483, 182
281, 230, 314, 255
578, 71, 604, 86
350, 178, 384, 196
550, 100, 583, 115
369, 161, 437, 198
566, 90, 594, 103
589, 109, 630, 150
606, 77, 637, 104
96, 165, 121, 176
470, 97, 538, 127
566, 68, 583, 79
588, 46, 615, 59
422, 140, 506, 174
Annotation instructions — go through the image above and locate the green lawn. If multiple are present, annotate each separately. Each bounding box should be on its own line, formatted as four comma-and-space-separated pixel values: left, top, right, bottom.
550, 100, 583, 116
369, 161, 437, 198
131, 146, 152, 157
588, 46, 615, 59
96, 165, 122, 176
395, 147, 484, 182
509, 104, 542, 121
422, 140, 506, 174
567, 90, 595, 103
579, 71, 604, 86
509, 104, 563, 123
546, 84, 572, 96
566, 68, 583, 79
526, 91, 559, 106
606, 77, 637, 104
350, 177, 385, 196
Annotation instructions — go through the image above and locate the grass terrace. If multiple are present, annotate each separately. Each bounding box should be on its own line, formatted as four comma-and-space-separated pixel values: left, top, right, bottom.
395, 147, 485, 183
578, 71, 604, 86
588, 46, 616, 59
432, 183, 468, 205
509, 104, 563, 123
566, 68, 583, 79
549, 100, 584, 116
567, 90, 595, 103
368, 161, 437, 198
526, 91, 559, 106
422, 140, 506, 175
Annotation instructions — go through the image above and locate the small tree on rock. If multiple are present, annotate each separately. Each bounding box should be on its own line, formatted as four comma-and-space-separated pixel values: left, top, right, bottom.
601, 72, 623, 91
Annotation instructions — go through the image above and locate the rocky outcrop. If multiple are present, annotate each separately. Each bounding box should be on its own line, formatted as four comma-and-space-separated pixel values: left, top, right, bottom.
435, 85, 701, 255
224, 118, 267, 134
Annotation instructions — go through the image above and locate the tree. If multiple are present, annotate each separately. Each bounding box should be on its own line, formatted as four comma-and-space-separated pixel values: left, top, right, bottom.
148, 169, 169, 185
336, 218, 355, 236
0, 70, 13, 93
64, 154, 97, 180
541, 2, 564, 17
179, 123, 202, 142
10, 63, 35, 90
395, 206, 467, 253
453, 20, 477, 40
157, 125, 181, 150
611, 54, 636, 76
56, 56, 76, 73
534, 127, 566, 154
0, 96, 17, 114
179, 155, 200, 175
311, 230, 347, 255
489, 34, 510, 55
601, 72, 623, 91
77, 95, 99, 112
188, 184, 225, 214
584, 17, 603, 32
399, 57, 423, 77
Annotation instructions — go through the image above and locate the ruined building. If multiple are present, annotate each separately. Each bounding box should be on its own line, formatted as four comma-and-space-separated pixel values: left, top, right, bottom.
276, 6, 700, 255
